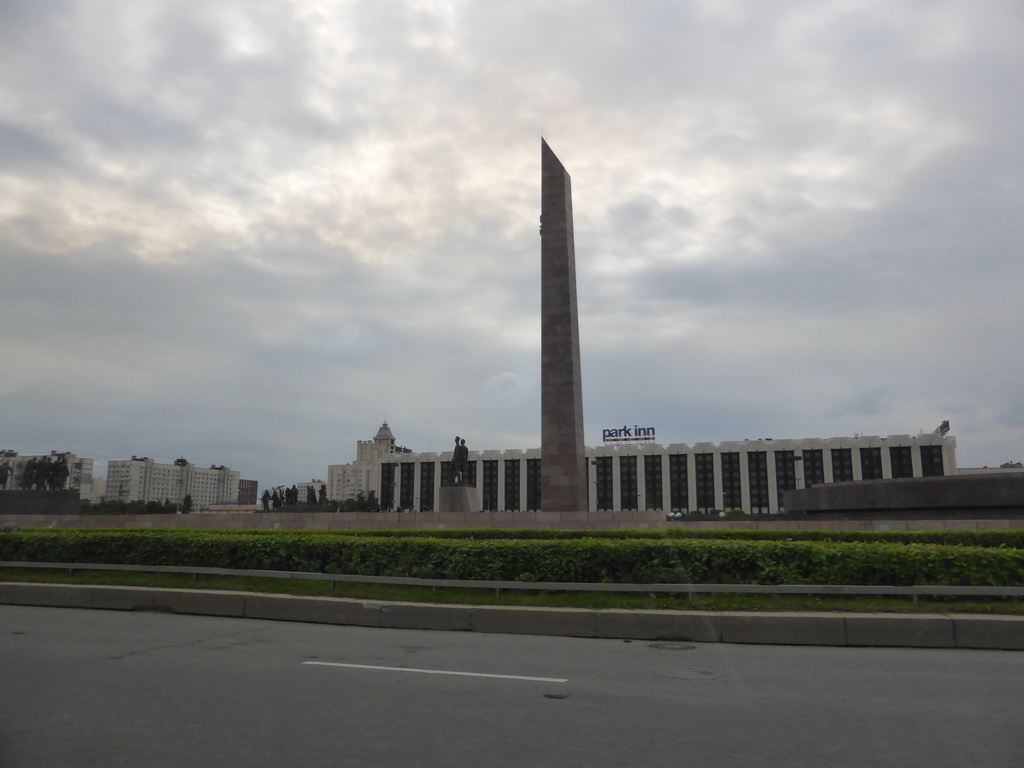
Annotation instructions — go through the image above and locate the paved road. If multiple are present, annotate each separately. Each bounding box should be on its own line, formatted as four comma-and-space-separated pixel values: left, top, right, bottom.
1, 605, 1022, 768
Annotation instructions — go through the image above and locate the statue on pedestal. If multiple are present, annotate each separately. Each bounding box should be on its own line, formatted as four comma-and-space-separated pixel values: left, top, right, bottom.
449, 436, 469, 485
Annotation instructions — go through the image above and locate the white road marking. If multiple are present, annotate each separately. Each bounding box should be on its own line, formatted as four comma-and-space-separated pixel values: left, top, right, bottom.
303, 661, 567, 683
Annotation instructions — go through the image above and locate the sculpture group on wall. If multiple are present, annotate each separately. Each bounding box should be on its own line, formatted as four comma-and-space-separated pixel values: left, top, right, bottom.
260, 483, 328, 511
0, 455, 70, 491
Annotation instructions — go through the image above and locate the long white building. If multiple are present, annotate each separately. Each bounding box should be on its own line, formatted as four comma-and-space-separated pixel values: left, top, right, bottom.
377, 433, 957, 514
106, 456, 239, 510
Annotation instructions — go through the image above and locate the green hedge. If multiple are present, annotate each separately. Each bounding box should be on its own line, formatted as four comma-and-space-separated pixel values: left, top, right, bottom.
34, 526, 1023, 548
343, 527, 1024, 548
3, 530, 1023, 587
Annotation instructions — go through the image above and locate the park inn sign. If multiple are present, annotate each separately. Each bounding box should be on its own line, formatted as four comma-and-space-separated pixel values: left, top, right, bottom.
602, 425, 656, 443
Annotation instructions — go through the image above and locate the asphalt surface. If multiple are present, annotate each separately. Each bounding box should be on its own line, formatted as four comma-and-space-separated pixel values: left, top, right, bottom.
2, 605, 1023, 768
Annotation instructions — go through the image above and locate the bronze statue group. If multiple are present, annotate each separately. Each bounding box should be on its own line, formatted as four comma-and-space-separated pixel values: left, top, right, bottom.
261, 483, 328, 510
0, 455, 70, 491
250, 435, 471, 514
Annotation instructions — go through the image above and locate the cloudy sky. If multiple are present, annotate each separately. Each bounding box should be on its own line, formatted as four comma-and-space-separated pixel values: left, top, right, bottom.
2, 0, 1022, 489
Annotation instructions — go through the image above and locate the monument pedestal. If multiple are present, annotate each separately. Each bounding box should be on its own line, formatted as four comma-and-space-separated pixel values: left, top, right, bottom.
439, 485, 474, 514
0, 490, 80, 516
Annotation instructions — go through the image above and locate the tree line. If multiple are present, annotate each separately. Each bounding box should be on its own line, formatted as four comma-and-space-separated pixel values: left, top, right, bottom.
80, 496, 193, 515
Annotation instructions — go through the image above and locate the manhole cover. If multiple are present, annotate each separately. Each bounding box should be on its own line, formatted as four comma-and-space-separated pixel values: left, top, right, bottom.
655, 669, 720, 680
649, 642, 696, 651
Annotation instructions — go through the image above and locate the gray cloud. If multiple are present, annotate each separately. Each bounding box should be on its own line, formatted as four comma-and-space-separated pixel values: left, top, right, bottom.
2, 0, 1021, 487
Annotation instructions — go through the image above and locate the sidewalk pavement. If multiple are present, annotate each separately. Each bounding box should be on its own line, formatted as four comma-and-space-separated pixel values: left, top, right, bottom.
1, 582, 1021, 650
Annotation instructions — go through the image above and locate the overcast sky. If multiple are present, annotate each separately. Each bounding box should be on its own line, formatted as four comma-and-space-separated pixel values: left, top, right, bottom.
2, 0, 1022, 489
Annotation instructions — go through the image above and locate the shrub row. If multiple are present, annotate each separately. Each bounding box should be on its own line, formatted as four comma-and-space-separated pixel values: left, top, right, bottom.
3, 530, 1023, 587
338, 527, 1024, 548
47, 526, 1023, 548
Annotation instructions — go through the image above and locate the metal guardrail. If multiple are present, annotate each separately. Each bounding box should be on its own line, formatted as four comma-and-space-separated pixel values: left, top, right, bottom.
2, 561, 1023, 598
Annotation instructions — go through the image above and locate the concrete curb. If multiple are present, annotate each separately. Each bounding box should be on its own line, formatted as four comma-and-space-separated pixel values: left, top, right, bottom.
719, 612, 847, 646
1, 583, 1021, 650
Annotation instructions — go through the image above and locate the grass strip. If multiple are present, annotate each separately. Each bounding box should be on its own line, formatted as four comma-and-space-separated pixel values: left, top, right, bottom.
2, 567, 1022, 615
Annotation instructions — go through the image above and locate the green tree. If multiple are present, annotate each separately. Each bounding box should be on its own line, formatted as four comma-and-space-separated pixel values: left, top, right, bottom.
182, 494, 193, 513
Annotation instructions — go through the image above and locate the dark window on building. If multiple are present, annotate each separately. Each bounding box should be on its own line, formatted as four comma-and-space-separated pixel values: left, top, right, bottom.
526, 459, 541, 511
668, 454, 688, 511
920, 445, 945, 477
644, 455, 663, 510
860, 447, 883, 480
482, 460, 499, 510
595, 456, 614, 511
464, 461, 477, 487
620, 455, 638, 510
419, 462, 434, 512
695, 453, 715, 511
775, 450, 796, 510
890, 446, 913, 478
831, 448, 853, 483
747, 451, 769, 512
722, 452, 742, 510
504, 459, 520, 512
400, 463, 415, 509
803, 450, 824, 487
380, 463, 396, 509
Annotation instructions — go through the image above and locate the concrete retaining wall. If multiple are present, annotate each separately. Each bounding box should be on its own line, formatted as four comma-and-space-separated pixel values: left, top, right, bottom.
0, 491, 80, 517
785, 474, 1024, 514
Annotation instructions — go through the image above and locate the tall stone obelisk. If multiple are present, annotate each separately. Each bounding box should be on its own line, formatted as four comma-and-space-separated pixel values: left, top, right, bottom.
540, 139, 588, 512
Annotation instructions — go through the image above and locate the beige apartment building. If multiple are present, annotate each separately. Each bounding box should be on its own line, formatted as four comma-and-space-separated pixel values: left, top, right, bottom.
105, 456, 239, 510
327, 422, 405, 502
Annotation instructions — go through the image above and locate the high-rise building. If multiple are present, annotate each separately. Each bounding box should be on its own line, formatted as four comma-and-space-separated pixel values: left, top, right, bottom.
238, 479, 258, 505
105, 456, 239, 510
86, 476, 107, 502
327, 422, 403, 502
